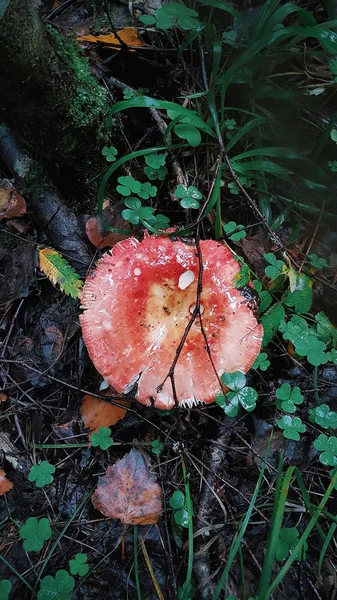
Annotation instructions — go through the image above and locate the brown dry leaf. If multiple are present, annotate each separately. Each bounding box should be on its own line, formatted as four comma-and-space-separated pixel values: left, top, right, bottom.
92, 449, 162, 524
86, 216, 129, 249
77, 27, 147, 50
81, 392, 129, 434
0, 469, 13, 495
0, 179, 26, 220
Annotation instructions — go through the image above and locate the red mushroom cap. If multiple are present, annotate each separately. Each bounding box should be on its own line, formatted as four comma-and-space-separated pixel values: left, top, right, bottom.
80, 236, 263, 410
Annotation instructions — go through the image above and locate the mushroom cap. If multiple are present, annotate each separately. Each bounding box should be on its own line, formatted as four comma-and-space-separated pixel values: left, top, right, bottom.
80, 236, 263, 410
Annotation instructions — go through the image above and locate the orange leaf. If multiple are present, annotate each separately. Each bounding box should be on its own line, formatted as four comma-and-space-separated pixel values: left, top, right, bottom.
0, 469, 13, 495
76, 27, 147, 50
81, 392, 129, 434
92, 449, 162, 525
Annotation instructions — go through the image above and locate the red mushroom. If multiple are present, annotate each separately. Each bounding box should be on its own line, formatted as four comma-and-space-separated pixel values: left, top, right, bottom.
80, 236, 263, 410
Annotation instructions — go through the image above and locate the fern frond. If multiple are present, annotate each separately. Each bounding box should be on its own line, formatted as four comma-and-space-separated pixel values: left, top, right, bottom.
39, 248, 83, 299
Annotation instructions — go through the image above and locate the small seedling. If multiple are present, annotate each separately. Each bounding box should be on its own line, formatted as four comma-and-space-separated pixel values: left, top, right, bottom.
28, 461, 55, 488
19, 517, 52, 552
178, 581, 196, 600
228, 181, 239, 195
151, 439, 163, 455
216, 371, 258, 417
0, 580, 11, 600
307, 253, 328, 270
264, 253, 285, 280
37, 570, 74, 600
116, 175, 142, 196
252, 352, 270, 372
174, 184, 202, 209
170, 490, 189, 528
101, 146, 118, 162
313, 434, 337, 466
275, 527, 307, 561
309, 404, 337, 429
91, 427, 114, 450
277, 415, 306, 441
223, 221, 246, 242
69, 553, 89, 577
276, 384, 303, 413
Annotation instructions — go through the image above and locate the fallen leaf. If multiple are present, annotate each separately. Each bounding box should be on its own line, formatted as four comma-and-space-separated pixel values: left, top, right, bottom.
77, 27, 147, 50
0, 179, 26, 220
81, 392, 129, 434
0, 469, 13, 495
39, 248, 83, 299
86, 216, 129, 249
92, 449, 162, 524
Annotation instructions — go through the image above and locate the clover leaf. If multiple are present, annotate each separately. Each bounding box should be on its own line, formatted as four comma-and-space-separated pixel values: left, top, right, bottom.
143, 155, 167, 181
170, 490, 189, 528
151, 439, 164, 455
228, 181, 239, 195
178, 581, 196, 600
123, 89, 134, 100
264, 253, 285, 280
91, 427, 114, 450
252, 352, 270, 372
277, 415, 306, 441
145, 2, 200, 30
223, 221, 246, 242
315, 312, 337, 345
174, 184, 202, 209
101, 146, 118, 163
69, 553, 89, 577
122, 198, 155, 225
313, 434, 337, 466
138, 182, 157, 200
216, 371, 258, 417
224, 119, 236, 130
20, 517, 52, 552
37, 570, 74, 600
233, 264, 251, 288
279, 316, 330, 366
275, 527, 307, 562
328, 160, 337, 172
150, 213, 171, 229
174, 123, 201, 146
307, 253, 328, 270
28, 461, 55, 488
276, 384, 303, 413
144, 165, 168, 181
116, 175, 141, 197
309, 404, 337, 429
0, 580, 11, 600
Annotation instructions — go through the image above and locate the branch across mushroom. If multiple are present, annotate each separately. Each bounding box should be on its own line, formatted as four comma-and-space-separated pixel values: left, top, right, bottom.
80, 236, 263, 410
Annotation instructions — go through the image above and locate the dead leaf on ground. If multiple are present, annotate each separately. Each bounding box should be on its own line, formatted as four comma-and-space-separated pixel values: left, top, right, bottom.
92, 448, 162, 524
86, 216, 129, 249
81, 391, 130, 435
0, 179, 26, 220
77, 27, 148, 50
0, 468, 13, 495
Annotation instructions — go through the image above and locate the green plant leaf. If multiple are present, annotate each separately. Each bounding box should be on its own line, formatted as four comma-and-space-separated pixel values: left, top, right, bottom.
20, 517, 52, 552
170, 490, 186, 509
252, 352, 270, 371
151, 439, 164, 455
223, 221, 246, 241
221, 371, 246, 391
145, 154, 166, 169
28, 461, 55, 488
261, 303, 285, 346
69, 553, 89, 577
102, 145, 118, 162
37, 570, 75, 600
174, 123, 201, 146
277, 415, 306, 441
307, 254, 328, 270
276, 384, 303, 413
174, 508, 189, 528
0, 581, 11, 600
314, 434, 337, 466
91, 427, 114, 450
309, 405, 337, 429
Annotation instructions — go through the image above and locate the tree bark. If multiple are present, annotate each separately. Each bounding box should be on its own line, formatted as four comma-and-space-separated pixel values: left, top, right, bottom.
0, 0, 111, 188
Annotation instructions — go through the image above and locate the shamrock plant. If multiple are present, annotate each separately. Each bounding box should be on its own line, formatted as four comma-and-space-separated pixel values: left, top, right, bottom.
313, 434, 337, 466
279, 316, 331, 366
276, 384, 304, 414
170, 490, 189, 528
19, 517, 52, 552
252, 352, 270, 372
264, 253, 286, 280
309, 405, 337, 429
277, 415, 306, 441
69, 553, 89, 577
223, 221, 246, 242
216, 372, 258, 417
151, 439, 164, 455
307, 253, 328, 270
139, 2, 200, 30
91, 427, 114, 450
37, 570, 74, 600
0, 580, 11, 600
122, 198, 170, 230
28, 461, 55, 488
275, 527, 307, 562
143, 154, 168, 181
116, 176, 157, 200
101, 145, 118, 162
174, 184, 202, 209
123, 88, 134, 100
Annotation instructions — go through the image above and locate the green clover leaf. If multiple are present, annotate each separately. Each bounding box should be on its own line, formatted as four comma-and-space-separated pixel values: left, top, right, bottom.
252, 352, 270, 372
151, 439, 164, 455
177, 581, 196, 600
328, 160, 337, 172
153, 2, 200, 30
91, 427, 114, 450
275, 384, 303, 413
145, 154, 166, 170
228, 181, 239, 195
277, 415, 306, 441
101, 145, 118, 163
170, 490, 185, 509
264, 253, 285, 280
116, 175, 141, 197
150, 214, 170, 229
143, 165, 168, 181
123, 89, 134, 100
314, 434, 337, 466
69, 553, 89, 577
216, 372, 258, 417
28, 461, 55, 488
174, 123, 201, 147
170, 490, 189, 528
233, 264, 251, 288
223, 221, 246, 242
37, 570, 74, 600
138, 182, 157, 200
0, 580, 11, 600
275, 527, 307, 562
307, 253, 328, 270
309, 404, 337, 429
224, 119, 236, 130
20, 517, 52, 552
174, 184, 202, 209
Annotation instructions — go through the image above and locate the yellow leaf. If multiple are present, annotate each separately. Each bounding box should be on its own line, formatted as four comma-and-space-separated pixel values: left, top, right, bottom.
39, 248, 83, 299
76, 27, 147, 51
